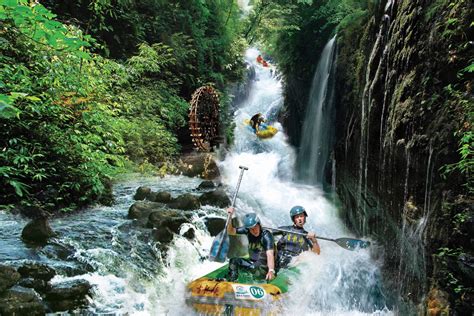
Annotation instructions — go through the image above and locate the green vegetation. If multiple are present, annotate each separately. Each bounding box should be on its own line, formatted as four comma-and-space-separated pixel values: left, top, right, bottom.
242, 0, 377, 80
1, 0, 245, 213
435, 0, 474, 194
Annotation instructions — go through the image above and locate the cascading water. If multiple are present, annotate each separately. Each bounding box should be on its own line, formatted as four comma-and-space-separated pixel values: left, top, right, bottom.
0, 48, 394, 315
218, 48, 392, 314
296, 36, 337, 185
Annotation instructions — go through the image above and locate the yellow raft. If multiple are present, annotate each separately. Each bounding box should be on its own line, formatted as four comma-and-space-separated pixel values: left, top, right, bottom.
186, 264, 297, 315
244, 119, 278, 139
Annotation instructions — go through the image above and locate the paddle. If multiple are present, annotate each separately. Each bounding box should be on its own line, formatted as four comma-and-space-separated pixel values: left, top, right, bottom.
209, 166, 248, 262
264, 227, 371, 251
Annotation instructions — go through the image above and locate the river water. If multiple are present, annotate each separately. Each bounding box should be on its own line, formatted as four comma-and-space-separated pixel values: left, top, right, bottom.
0, 48, 393, 315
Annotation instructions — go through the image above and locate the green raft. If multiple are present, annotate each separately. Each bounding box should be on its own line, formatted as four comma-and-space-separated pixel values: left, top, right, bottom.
186, 263, 299, 315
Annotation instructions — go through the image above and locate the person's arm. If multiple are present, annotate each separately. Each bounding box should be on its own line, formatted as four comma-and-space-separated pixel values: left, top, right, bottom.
265, 249, 275, 281
307, 232, 321, 255
262, 231, 276, 280
226, 207, 237, 235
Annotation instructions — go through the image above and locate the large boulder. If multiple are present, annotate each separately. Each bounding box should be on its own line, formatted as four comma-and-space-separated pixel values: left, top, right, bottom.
167, 193, 200, 210
153, 191, 172, 203
148, 209, 193, 243
18, 263, 56, 282
21, 218, 56, 243
0, 286, 45, 316
18, 278, 50, 294
45, 279, 91, 312
199, 188, 231, 208
128, 201, 165, 220
151, 227, 175, 243
196, 181, 216, 190
133, 186, 151, 200
0, 265, 21, 293
177, 152, 220, 179
148, 209, 193, 232
203, 216, 226, 236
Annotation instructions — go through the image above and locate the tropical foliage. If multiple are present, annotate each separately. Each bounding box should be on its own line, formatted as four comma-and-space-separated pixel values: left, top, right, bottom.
0, 0, 245, 213
242, 0, 377, 80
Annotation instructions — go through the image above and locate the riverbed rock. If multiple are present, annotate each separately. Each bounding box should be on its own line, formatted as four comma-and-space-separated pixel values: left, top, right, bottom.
18, 263, 56, 282
147, 209, 193, 233
21, 218, 56, 243
18, 278, 50, 293
153, 191, 172, 203
45, 279, 91, 312
0, 265, 21, 293
197, 181, 216, 190
203, 216, 226, 236
151, 227, 175, 243
182, 227, 195, 239
0, 285, 45, 316
199, 188, 231, 208
133, 186, 151, 200
167, 193, 200, 210
177, 152, 220, 179
128, 201, 165, 220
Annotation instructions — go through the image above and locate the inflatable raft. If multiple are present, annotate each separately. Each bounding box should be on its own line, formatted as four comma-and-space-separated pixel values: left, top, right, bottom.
186, 264, 297, 315
244, 119, 278, 139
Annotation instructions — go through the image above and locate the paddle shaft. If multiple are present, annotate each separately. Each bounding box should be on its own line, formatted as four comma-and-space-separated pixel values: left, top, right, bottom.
263, 227, 333, 241
215, 166, 248, 257
264, 227, 369, 250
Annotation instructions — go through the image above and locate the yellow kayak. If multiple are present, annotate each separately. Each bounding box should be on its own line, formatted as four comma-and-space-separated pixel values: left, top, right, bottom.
244, 119, 278, 139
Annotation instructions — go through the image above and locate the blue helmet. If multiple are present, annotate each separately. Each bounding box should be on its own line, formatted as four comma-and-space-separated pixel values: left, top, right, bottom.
290, 206, 308, 220
243, 213, 260, 229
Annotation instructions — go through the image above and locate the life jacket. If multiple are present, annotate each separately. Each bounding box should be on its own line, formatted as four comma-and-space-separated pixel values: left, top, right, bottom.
276, 225, 311, 256
246, 229, 274, 267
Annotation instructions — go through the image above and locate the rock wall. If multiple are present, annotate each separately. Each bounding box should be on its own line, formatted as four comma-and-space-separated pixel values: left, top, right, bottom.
332, 0, 472, 313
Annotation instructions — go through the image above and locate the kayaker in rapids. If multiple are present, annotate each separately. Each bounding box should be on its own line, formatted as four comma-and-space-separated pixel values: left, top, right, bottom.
249, 112, 266, 134
226, 207, 276, 281
275, 205, 321, 270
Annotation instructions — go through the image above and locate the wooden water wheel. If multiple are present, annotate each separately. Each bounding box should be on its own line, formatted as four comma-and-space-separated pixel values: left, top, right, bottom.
189, 86, 220, 151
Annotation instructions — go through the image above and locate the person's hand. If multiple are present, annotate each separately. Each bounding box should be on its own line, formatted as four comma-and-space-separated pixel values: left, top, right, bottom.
265, 269, 275, 281
307, 232, 317, 241
227, 207, 235, 216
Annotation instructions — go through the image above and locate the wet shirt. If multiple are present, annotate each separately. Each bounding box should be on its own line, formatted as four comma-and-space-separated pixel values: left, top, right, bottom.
236, 227, 274, 267
276, 225, 311, 256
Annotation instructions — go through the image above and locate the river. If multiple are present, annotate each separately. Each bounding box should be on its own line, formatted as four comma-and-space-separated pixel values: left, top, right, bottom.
0, 48, 393, 315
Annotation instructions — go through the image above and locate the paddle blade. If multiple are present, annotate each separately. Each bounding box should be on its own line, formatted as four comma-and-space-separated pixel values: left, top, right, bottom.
335, 238, 371, 251
209, 230, 230, 262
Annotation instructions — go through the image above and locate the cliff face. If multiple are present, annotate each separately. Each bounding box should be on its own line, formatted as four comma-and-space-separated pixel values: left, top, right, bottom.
332, 0, 472, 313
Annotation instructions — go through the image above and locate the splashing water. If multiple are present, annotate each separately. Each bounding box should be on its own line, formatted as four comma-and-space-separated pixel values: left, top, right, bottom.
218, 48, 393, 314
0, 48, 394, 315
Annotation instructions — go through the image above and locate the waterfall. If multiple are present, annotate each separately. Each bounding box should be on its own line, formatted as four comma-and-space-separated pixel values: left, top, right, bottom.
296, 36, 337, 185
0, 46, 394, 315
219, 47, 392, 315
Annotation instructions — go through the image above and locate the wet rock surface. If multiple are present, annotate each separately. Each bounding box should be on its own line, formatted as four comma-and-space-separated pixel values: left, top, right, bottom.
21, 218, 56, 243
0, 260, 93, 314
329, 0, 473, 312
199, 188, 231, 208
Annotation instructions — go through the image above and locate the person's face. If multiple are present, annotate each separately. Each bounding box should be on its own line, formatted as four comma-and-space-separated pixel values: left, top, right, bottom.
249, 224, 261, 237
293, 213, 306, 228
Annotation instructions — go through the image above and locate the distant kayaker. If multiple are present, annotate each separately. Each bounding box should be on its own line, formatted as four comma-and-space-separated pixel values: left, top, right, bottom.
226, 207, 276, 281
250, 113, 265, 134
256, 54, 264, 64
275, 205, 320, 270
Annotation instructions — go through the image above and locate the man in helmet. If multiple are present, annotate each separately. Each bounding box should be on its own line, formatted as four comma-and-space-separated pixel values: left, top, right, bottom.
249, 113, 266, 134
276, 205, 320, 270
226, 207, 276, 281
